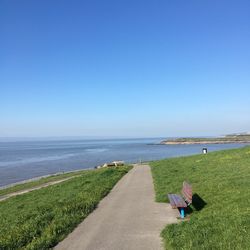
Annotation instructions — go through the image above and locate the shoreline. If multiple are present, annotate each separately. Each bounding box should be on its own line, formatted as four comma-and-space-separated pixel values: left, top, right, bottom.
0, 167, 93, 190
160, 134, 250, 145
1, 140, 249, 189
0, 161, 139, 190
160, 141, 250, 145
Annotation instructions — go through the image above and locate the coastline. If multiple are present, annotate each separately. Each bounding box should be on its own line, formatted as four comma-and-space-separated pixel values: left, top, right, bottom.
160, 141, 250, 145
1, 137, 249, 188
0, 168, 92, 190
160, 134, 250, 145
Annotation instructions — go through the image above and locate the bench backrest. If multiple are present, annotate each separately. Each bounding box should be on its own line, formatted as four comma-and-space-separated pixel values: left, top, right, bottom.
181, 181, 192, 205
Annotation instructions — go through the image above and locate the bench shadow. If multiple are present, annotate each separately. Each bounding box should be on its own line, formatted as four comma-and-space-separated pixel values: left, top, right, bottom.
192, 193, 207, 211
181, 193, 207, 216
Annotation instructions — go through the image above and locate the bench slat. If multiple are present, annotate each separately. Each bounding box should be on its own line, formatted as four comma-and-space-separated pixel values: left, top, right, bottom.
181, 181, 192, 204
168, 194, 187, 208
168, 181, 192, 208
168, 194, 177, 208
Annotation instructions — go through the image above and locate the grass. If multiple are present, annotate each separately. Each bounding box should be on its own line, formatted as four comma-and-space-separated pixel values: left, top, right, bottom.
0, 166, 132, 250
150, 146, 250, 250
0, 170, 89, 197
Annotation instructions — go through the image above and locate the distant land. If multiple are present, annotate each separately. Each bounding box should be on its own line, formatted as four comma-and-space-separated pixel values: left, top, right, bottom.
161, 133, 250, 145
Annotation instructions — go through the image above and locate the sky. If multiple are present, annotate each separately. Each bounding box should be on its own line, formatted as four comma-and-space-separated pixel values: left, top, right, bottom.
0, 0, 250, 138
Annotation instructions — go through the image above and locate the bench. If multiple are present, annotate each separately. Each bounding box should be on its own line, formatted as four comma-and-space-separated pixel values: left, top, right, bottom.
168, 181, 192, 219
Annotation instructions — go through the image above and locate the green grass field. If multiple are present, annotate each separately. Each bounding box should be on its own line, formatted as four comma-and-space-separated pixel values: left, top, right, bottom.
0, 170, 89, 197
0, 166, 131, 250
150, 146, 250, 250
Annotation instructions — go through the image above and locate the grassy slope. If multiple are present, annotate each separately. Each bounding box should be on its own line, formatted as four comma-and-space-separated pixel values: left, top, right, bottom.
0, 170, 89, 197
0, 166, 131, 250
150, 146, 250, 250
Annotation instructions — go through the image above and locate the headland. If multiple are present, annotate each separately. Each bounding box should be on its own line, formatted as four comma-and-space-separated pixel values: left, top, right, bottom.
160, 133, 250, 145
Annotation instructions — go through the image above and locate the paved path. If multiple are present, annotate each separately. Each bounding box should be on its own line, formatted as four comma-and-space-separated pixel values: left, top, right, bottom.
55, 165, 178, 250
0, 177, 75, 202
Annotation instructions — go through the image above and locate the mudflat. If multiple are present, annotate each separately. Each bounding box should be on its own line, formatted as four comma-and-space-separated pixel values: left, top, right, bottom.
55, 165, 178, 250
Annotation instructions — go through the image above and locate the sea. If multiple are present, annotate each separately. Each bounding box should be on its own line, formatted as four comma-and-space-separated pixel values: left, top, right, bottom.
0, 138, 248, 187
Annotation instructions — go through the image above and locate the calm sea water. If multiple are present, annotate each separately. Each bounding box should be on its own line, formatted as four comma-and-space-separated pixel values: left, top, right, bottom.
0, 138, 248, 187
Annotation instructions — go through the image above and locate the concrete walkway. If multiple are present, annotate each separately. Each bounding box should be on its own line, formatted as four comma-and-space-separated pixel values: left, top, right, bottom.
55, 165, 178, 250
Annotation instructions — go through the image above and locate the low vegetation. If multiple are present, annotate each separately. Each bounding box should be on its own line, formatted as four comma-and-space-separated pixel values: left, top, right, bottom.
0, 166, 132, 250
0, 170, 88, 197
151, 146, 250, 250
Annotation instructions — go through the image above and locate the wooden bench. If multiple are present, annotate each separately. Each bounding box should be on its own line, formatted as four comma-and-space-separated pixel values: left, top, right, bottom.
168, 181, 192, 219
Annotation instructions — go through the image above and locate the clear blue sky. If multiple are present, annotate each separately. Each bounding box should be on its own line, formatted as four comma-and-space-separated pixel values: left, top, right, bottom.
1, 0, 249, 137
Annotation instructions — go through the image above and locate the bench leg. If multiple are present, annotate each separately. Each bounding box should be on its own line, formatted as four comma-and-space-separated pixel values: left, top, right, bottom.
180, 208, 185, 219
